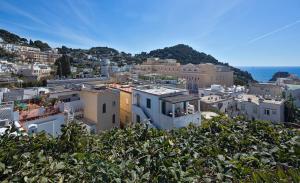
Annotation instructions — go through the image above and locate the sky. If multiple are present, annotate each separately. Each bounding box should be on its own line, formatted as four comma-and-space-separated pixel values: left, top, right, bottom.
0, 0, 300, 66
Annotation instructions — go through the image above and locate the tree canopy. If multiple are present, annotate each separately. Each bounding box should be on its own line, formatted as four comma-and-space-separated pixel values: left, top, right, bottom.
29, 40, 51, 51
0, 116, 299, 182
54, 55, 72, 78
0, 29, 28, 45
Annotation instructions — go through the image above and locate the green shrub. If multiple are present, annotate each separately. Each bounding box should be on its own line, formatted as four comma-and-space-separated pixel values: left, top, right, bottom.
0, 116, 299, 182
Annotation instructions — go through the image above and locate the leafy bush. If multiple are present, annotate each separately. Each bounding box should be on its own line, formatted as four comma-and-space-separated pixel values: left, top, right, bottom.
0, 116, 299, 182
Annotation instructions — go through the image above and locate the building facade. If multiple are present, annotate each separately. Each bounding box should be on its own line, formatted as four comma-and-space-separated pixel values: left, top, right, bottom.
228, 94, 285, 123
133, 58, 233, 93
132, 86, 201, 129
80, 86, 120, 132
109, 84, 132, 128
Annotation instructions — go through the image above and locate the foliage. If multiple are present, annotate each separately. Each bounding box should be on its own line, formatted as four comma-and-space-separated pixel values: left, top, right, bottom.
0, 29, 50, 51
285, 94, 300, 123
0, 29, 28, 44
55, 55, 72, 78
0, 47, 17, 59
0, 116, 299, 182
29, 40, 51, 51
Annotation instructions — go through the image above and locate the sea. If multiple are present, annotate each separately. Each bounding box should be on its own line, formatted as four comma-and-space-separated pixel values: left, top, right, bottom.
237, 66, 300, 83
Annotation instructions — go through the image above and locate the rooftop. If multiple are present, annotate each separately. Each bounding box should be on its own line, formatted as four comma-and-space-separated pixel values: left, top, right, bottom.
200, 95, 230, 103
109, 83, 132, 93
134, 86, 186, 96
236, 94, 284, 105
286, 84, 300, 90
161, 95, 199, 104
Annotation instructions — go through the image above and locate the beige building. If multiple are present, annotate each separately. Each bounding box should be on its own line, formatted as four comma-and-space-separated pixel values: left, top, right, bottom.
19, 49, 61, 64
133, 58, 180, 77
133, 58, 233, 93
109, 84, 132, 128
80, 86, 120, 132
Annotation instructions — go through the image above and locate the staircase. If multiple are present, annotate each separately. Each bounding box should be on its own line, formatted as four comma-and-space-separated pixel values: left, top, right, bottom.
133, 104, 157, 128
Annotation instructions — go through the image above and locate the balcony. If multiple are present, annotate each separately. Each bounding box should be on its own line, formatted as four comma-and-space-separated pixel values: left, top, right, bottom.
159, 94, 201, 129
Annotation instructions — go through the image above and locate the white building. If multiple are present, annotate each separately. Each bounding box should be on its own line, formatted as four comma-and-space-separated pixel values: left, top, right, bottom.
229, 94, 285, 123
132, 86, 201, 130
17, 63, 51, 80
0, 60, 17, 73
199, 84, 245, 97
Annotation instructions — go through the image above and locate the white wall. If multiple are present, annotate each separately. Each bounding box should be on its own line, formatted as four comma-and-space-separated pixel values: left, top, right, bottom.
24, 114, 65, 137
237, 101, 284, 123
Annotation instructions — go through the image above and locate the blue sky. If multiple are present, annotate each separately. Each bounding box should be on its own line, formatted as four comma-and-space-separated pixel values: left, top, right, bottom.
0, 0, 300, 66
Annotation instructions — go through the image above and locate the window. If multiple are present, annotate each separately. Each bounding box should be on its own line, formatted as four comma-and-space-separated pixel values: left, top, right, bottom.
146, 98, 151, 108
162, 101, 166, 114
136, 115, 141, 123
102, 103, 106, 113
112, 114, 116, 124
112, 101, 116, 107
264, 109, 270, 116
253, 106, 257, 114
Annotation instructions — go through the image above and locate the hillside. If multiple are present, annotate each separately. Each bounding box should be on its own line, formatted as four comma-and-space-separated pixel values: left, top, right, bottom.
0, 29, 255, 85
0, 29, 28, 45
0, 116, 299, 182
135, 44, 255, 85
59, 44, 255, 85
0, 29, 50, 51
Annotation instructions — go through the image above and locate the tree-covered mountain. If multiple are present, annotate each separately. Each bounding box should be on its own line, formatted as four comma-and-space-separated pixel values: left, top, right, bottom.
29, 40, 51, 51
58, 44, 255, 85
0, 29, 255, 85
135, 44, 255, 85
0, 29, 50, 51
0, 29, 28, 45
135, 44, 220, 65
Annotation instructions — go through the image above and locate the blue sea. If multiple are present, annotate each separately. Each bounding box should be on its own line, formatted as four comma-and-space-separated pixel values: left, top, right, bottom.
238, 67, 300, 82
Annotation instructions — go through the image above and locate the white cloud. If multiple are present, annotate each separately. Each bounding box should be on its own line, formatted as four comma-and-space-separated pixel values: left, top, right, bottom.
0, 1, 48, 26
248, 20, 300, 44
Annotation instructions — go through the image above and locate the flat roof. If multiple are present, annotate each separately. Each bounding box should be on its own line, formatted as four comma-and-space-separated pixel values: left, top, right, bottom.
286, 84, 300, 90
161, 94, 199, 104
134, 86, 186, 96
109, 83, 132, 93
200, 95, 231, 103
237, 94, 284, 105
